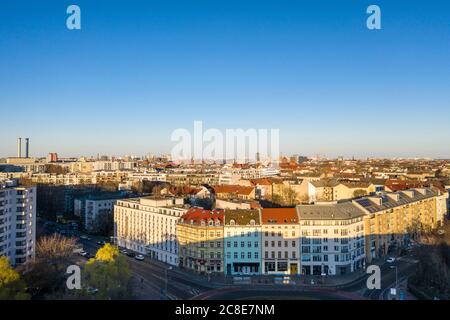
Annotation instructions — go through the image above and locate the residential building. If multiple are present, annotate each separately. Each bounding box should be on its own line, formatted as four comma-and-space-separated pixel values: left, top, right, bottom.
0, 179, 36, 266
353, 188, 443, 262
212, 185, 256, 200
75, 191, 131, 232
224, 209, 262, 275
261, 208, 300, 275
114, 196, 187, 266
296, 202, 366, 275
177, 207, 224, 273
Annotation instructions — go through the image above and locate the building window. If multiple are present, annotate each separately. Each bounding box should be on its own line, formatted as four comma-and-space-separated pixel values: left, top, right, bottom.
277, 262, 288, 272
265, 262, 275, 272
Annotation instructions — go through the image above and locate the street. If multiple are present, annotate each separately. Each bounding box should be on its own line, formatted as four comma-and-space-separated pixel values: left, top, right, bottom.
79, 237, 213, 300
38, 218, 421, 300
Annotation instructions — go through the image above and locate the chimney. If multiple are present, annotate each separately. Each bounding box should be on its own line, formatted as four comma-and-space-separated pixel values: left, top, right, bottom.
17, 138, 22, 158
25, 138, 29, 158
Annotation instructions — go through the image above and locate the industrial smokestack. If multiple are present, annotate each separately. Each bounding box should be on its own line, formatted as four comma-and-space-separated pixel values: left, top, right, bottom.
25, 138, 29, 158
17, 138, 22, 158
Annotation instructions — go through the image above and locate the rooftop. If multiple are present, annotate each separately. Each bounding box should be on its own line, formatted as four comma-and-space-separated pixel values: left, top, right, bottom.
224, 209, 261, 225
261, 208, 298, 224
296, 202, 365, 220
353, 188, 437, 214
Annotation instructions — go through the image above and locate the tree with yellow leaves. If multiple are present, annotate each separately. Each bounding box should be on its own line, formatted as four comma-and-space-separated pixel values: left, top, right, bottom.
0, 256, 29, 300
83, 243, 131, 299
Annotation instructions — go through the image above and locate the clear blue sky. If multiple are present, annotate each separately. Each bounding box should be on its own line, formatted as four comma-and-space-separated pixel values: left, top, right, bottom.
0, 0, 449, 158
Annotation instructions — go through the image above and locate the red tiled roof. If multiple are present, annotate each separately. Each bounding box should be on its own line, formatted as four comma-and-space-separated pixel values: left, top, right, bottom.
249, 178, 272, 186
385, 179, 424, 191
180, 207, 224, 226
261, 208, 298, 224
212, 185, 254, 196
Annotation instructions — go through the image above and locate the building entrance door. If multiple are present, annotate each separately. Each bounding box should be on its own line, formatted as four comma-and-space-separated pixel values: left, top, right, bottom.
290, 263, 298, 274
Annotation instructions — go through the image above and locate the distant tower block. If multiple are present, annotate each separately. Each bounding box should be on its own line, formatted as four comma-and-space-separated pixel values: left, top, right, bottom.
25, 138, 29, 158
17, 137, 22, 158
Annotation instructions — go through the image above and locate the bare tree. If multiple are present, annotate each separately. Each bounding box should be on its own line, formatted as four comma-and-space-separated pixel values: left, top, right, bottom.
24, 234, 77, 298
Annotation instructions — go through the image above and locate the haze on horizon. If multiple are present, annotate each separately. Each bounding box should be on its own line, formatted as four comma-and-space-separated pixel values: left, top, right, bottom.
1, 1, 449, 159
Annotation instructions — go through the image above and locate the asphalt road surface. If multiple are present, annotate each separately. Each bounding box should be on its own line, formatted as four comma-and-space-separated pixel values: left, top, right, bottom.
79, 238, 213, 300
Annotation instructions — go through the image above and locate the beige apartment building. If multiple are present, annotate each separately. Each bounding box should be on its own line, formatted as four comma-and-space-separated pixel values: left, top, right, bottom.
308, 180, 376, 203
177, 208, 225, 273
353, 188, 445, 262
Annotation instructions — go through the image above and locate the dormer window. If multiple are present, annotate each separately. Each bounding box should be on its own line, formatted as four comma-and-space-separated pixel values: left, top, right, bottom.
249, 219, 255, 226
230, 219, 235, 226
215, 220, 221, 226
209, 219, 214, 226
200, 220, 206, 226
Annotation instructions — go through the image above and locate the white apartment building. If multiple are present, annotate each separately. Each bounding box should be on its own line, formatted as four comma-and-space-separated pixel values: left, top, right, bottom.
0, 179, 36, 266
218, 173, 241, 185
296, 202, 366, 276
114, 196, 187, 266
93, 160, 137, 171
261, 208, 301, 275
76, 193, 129, 232
127, 172, 167, 182
221, 167, 280, 181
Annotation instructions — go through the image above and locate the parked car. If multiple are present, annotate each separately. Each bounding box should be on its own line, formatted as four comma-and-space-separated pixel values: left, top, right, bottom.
79, 250, 88, 257
97, 240, 106, 246
386, 257, 396, 263
87, 287, 99, 294
80, 235, 91, 240
126, 252, 135, 258
135, 254, 145, 261
120, 249, 128, 255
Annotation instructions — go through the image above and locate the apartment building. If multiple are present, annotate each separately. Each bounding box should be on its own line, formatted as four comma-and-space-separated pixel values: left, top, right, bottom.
353, 188, 444, 262
212, 185, 256, 200
215, 198, 261, 210
93, 160, 137, 171
30, 173, 95, 185
0, 179, 36, 266
261, 208, 300, 275
75, 192, 130, 232
114, 196, 187, 266
224, 209, 262, 275
307, 180, 376, 203
177, 207, 224, 273
296, 202, 366, 275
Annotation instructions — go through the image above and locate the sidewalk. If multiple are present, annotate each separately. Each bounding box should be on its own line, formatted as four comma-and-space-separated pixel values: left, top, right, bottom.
384, 278, 417, 300
146, 256, 390, 290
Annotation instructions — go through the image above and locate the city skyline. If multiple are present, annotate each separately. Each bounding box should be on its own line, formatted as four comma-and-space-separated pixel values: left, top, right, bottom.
1, 0, 450, 158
